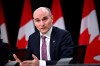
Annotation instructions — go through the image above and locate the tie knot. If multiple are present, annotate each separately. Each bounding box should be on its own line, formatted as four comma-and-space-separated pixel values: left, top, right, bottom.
41, 36, 46, 39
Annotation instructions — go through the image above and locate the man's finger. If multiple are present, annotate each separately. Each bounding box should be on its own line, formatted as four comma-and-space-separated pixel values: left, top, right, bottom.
32, 54, 38, 60
13, 54, 18, 60
13, 54, 22, 63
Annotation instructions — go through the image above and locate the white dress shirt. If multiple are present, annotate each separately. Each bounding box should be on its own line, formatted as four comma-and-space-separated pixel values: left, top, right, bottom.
39, 27, 52, 66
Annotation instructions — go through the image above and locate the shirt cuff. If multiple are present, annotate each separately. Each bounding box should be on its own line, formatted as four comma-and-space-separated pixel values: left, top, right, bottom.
39, 60, 46, 66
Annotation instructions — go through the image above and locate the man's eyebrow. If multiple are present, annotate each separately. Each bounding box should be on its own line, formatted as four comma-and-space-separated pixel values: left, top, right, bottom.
43, 16, 48, 18
33, 15, 49, 20
34, 18, 39, 20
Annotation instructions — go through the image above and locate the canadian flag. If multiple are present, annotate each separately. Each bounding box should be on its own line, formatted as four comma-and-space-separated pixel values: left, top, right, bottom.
0, 1, 8, 43
16, 0, 35, 49
51, 0, 65, 30
79, 0, 100, 63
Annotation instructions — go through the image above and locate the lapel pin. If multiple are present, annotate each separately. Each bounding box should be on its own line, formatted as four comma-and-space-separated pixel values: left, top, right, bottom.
53, 40, 55, 43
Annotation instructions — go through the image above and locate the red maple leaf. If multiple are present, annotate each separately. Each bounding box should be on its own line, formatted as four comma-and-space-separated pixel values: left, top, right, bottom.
17, 35, 28, 49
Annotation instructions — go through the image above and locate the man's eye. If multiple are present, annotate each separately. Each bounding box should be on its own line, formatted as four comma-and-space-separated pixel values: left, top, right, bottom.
35, 20, 40, 22
42, 17, 48, 21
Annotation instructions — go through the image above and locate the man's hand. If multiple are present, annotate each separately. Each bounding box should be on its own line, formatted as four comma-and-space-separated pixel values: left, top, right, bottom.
21, 54, 39, 66
13, 54, 22, 65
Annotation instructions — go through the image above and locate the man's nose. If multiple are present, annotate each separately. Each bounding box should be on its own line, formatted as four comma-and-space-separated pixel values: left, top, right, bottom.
40, 21, 45, 26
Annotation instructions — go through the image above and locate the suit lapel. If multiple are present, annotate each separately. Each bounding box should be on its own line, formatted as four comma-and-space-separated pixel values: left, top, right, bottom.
34, 32, 40, 59
50, 27, 57, 59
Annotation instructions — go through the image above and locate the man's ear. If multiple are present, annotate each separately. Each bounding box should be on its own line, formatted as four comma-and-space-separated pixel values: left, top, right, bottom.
51, 15, 54, 23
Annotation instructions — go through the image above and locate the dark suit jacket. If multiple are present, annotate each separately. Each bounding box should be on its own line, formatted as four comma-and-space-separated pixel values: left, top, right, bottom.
26, 26, 74, 65
0, 43, 9, 66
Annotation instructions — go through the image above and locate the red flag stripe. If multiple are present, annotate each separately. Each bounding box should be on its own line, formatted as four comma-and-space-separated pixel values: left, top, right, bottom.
51, 0, 63, 24
20, 0, 33, 27
51, 0, 65, 30
0, 1, 5, 25
82, 0, 95, 18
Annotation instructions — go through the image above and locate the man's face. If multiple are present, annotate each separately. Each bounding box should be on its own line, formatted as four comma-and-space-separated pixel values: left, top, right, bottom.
33, 8, 53, 34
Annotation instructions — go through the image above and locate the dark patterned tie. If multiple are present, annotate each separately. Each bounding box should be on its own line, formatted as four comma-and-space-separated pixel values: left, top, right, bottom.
41, 36, 47, 60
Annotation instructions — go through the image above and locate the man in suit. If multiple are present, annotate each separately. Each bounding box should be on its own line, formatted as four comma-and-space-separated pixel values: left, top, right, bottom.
13, 7, 74, 66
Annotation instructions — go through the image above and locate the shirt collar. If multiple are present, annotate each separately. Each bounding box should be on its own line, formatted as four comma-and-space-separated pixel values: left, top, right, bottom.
40, 27, 52, 38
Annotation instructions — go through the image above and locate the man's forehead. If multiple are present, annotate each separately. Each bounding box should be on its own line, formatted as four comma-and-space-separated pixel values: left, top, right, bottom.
34, 7, 48, 14
33, 9, 49, 18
